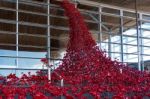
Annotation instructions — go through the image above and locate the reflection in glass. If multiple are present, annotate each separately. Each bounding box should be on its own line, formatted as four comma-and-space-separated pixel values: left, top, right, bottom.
102, 7, 120, 15
111, 44, 121, 53
143, 47, 150, 55
0, 49, 16, 56
123, 54, 138, 62
101, 43, 108, 52
123, 36, 137, 45
111, 53, 121, 61
123, 29, 137, 36
142, 39, 150, 46
110, 35, 121, 43
0, 57, 16, 68
18, 58, 43, 69
142, 30, 150, 37
123, 45, 137, 54
19, 51, 47, 58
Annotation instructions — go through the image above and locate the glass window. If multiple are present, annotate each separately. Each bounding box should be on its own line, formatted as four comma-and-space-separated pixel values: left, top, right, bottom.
111, 35, 121, 43
19, 12, 47, 24
78, 3, 99, 12
19, 2, 47, 13
101, 43, 108, 52
102, 7, 120, 15
18, 58, 43, 69
0, 23, 16, 32
143, 15, 150, 21
123, 11, 136, 18
18, 34, 47, 58
111, 53, 121, 61
102, 33, 109, 42
143, 47, 150, 55
111, 44, 121, 53
123, 45, 137, 54
0, 49, 16, 57
0, 57, 17, 68
141, 22, 150, 30
19, 25, 47, 35
0, 69, 16, 76
0, 0, 16, 9
123, 36, 137, 45
142, 39, 150, 46
123, 29, 137, 36
143, 55, 150, 61
102, 15, 120, 26
123, 54, 138, 62
142, 30, 150, 37
0, 9, 16, 20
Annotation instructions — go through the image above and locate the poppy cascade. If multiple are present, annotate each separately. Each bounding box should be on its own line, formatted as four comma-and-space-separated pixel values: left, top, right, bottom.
0, 0, 150, 98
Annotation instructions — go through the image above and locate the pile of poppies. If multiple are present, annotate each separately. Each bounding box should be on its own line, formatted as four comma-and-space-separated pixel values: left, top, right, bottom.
0, 0, 150, 98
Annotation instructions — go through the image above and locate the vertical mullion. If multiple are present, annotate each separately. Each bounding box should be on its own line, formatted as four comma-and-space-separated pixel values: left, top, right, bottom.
98, 6, 102, 48
16, 0, 19, 68
139, 14, 143, 71
135, 0, 141, 71
47, 0, 51, 81
108, 31, 111, 57
120, 10, 124, 63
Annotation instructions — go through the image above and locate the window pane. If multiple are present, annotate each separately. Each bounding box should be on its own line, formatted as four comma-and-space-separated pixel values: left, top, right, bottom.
111, 35, 121, 43
143, 55, 150, 61
101, 43, 108, 52
123, 45, 137, 54
19, 2, 47, 13
18, 58, 43, 69
0, 57, 16, 68
123, 36, 137, 45
123, 54, 138, 62
142, 39, 150, 46
141, 30, 150, 37
0, 69, 16, 76
123, 11, 136, 18
143, 15, 150, 21
111, 53, 121, 61
123, 29, 137, 36
0, 0, 16, 9
0, 9, 16, 20
0, 49, 16, 56
141, 22, 150, 30
111, 44, 121, 53
102, 33, 109, 42
143, 47, 150, 55
102, 7, 120, 15
19, 12, 47, 24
